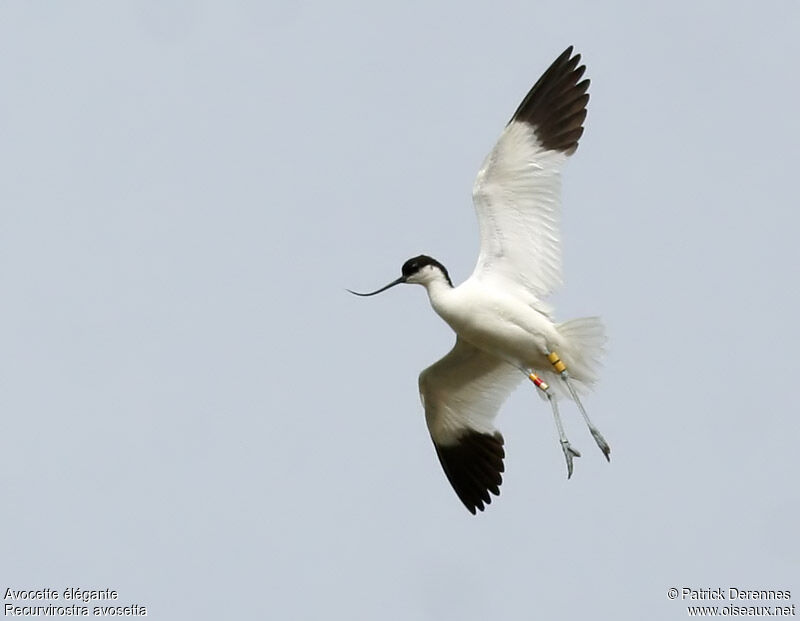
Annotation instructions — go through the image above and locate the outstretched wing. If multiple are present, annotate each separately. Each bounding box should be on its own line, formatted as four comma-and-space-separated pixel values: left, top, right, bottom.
419, 339, 523, 514
471, 46, 589, 299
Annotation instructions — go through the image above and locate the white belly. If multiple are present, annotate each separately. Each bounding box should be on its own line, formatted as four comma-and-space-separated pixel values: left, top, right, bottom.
430, 281, 562, 370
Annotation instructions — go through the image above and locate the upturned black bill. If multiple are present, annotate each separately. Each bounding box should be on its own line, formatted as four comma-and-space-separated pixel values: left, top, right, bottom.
346, 276, 406, 297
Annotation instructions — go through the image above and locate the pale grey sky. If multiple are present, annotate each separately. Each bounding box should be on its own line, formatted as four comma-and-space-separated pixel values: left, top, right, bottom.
1, 2, 798, 619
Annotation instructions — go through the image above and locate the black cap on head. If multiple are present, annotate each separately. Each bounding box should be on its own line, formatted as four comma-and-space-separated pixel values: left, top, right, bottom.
401, 255, 452, 285
347, 254, 452, 297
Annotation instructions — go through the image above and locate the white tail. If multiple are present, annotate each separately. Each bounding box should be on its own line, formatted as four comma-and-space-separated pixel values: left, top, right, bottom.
546, 316, 606, 398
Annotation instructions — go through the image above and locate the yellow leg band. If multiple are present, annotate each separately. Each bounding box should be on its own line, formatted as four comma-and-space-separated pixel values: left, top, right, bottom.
547, 351, 567, 373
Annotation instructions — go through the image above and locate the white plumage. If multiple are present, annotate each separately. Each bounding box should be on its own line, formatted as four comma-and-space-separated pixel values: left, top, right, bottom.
350, 46, 610, 514
420, 339, 524, 445
472, 121, 566, 299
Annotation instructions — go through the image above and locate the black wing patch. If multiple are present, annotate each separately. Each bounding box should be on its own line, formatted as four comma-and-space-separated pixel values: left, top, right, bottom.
434, 431, 505, 515
509, 45, 590, 155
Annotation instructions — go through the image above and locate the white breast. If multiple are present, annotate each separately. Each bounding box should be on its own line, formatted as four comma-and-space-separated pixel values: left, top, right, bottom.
428, 280, 559, 369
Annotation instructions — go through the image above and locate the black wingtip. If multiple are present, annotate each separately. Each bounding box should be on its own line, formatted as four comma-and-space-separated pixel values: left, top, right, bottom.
509, 46, 590, 155
434, 431, 505, 515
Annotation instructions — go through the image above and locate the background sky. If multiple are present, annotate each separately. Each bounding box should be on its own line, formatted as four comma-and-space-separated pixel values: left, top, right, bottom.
1, 2, 798, 619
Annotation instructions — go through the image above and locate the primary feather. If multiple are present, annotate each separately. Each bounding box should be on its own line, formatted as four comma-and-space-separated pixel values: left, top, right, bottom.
471, 46, 589, 299
419, 338, 523, 514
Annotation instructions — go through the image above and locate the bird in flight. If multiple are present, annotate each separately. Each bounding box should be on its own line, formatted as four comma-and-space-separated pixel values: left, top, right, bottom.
349, 46, 610, 514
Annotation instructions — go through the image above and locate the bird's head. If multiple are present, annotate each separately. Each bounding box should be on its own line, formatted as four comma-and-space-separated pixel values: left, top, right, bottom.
348, 254, 452, 297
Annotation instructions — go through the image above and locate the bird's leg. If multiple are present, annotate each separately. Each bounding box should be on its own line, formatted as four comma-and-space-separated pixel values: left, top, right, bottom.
546, 351, 611, 462
527, 372, 581, 479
